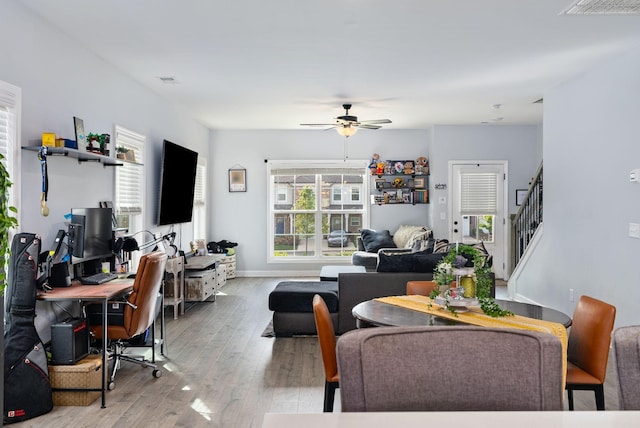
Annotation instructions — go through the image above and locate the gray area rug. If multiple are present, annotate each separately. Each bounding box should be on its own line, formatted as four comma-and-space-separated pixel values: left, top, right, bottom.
261, 321, 275, 337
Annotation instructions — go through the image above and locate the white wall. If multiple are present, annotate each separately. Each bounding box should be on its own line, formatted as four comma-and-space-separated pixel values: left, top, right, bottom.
209, 129, 430, 275
429, 125, 542, 239
1, 3, 209, 342
1, 3, 209, 252
209, 126, 542, 276
517, 45, 640, 328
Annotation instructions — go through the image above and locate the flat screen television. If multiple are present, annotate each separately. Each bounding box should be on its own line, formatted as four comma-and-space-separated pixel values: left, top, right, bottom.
69, 207, 113, 265
157, 139, 199, 226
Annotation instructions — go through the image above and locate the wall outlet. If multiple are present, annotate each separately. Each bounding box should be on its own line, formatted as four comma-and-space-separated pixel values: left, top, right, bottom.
569, 288, 574, 302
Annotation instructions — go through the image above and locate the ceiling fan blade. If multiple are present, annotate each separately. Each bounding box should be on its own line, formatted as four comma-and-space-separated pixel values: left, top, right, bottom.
300, 123, 337, 127
358, 124, 382, 129
360, 119, 392, 124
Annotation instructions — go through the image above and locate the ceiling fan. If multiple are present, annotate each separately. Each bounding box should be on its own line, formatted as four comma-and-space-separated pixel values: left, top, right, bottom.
300, 104, 392, 137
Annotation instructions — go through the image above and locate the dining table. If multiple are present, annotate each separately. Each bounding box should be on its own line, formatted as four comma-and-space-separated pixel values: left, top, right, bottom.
352, 297, 572, 329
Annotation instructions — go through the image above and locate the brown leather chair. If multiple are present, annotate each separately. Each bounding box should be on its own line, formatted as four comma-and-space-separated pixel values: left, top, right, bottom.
566, 295, 616, 410
91, 251, 168, 390
406, 280, 437, 296
312, 294, 339, 412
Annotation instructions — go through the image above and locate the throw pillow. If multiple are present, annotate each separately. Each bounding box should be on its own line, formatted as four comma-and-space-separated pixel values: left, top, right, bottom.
412, 237, 435, 253
405, 229, 432, 251
360, 229, 396, 253
432, 239, 450, 253
392, 225, 429, 248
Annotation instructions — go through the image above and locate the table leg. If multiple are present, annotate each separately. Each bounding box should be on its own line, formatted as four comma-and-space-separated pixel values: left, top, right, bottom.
101, 298, 107, 408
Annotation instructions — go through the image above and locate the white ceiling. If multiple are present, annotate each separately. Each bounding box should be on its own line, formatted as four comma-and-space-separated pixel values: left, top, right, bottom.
18, 0, 640, 130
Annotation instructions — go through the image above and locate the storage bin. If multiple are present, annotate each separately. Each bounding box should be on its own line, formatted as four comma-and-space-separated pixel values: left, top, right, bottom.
49, 355, 102, 406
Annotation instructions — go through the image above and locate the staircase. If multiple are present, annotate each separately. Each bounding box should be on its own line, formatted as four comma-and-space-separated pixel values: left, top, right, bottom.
511, 164, 543, 272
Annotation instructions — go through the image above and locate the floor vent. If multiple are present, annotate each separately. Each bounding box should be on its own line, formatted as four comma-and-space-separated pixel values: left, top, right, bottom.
562, 0, 640, 15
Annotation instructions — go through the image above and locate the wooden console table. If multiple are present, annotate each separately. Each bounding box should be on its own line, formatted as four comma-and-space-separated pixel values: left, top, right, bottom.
164, 257, 185, 319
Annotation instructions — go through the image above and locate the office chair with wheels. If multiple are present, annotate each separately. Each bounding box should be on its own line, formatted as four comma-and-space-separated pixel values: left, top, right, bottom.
90, 251, 168, 390
312, 294, 339, 412
565, 295, 616, 410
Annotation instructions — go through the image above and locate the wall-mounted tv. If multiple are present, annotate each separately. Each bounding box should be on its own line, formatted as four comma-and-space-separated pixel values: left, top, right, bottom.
157, 139, 199, 226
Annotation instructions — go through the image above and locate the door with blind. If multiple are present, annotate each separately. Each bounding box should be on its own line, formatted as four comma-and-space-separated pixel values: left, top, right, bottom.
450, 162, 506, 279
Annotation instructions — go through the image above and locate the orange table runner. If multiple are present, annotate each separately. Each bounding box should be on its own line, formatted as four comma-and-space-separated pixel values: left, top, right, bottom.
375, 295, 568, 387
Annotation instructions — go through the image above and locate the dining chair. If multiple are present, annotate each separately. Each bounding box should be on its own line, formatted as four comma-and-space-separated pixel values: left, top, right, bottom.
565, 295, 616, 410
406, 280, 437, 296
613, 325, 640, 410
337, 325, 564, 412
312, 294, 339, 412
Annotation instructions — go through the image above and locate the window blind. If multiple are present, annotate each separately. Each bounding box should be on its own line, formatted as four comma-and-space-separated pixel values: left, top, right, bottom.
0, 82, 20, 210
194, 157, 206, 206
460, 172, 497, 214
114, 126, 145, 214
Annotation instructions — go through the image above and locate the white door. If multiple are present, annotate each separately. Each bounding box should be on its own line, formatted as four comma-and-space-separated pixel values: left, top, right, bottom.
449, 162, 507, 279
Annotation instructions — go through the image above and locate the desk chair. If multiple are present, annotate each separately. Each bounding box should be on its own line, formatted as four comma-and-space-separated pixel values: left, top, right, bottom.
613, 325, 640, 410
565, 295, 616, 410
337, 325, 564, 412
312, 294, 339, 412
91, 251, 168, 390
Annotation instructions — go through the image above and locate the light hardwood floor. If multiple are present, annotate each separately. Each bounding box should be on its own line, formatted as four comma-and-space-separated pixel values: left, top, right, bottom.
12, 278, 619, 427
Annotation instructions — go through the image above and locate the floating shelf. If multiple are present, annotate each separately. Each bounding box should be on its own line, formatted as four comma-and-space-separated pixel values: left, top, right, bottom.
22, 146, 124, 166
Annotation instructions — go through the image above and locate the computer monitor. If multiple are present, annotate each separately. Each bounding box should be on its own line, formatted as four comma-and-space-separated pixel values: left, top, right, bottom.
69, 207, 113, 265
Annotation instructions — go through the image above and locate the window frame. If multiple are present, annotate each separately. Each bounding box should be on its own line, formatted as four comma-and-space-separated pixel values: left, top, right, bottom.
0, 80, 21, 236
267, 160, 369, 263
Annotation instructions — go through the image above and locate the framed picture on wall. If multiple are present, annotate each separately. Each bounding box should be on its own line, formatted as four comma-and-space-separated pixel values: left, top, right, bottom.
229, 168, 247, 192
516, 189, 527, 206
73, 116, 87, 151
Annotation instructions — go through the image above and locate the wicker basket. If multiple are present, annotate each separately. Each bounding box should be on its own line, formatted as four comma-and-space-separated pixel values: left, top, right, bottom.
49, 355, 102, 406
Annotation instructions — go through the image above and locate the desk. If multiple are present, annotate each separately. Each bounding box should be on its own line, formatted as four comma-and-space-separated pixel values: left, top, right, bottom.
352, 298, 572, 328
38, 279, 134, 408
262, 411, 640, 428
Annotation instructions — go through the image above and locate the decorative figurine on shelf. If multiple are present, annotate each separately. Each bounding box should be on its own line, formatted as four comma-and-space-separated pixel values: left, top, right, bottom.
376, 161, 386, 176
393, 177, 404, 188
403, 161, 414, 175
369, 153, 380, 174
415, 156, 428, 175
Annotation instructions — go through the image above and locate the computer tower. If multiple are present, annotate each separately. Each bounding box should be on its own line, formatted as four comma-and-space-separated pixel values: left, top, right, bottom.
50, 318, 89, 365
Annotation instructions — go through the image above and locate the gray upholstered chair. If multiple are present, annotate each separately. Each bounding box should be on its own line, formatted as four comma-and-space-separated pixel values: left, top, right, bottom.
336, 325, 564, 412
613, 325, 640, 410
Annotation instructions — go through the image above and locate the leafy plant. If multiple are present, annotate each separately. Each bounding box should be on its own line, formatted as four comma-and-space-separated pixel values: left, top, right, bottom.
0, 152, 19, 293
431, 244, 512, 318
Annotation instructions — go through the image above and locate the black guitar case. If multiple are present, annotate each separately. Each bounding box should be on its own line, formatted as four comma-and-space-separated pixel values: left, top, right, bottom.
4, 233, 53, 424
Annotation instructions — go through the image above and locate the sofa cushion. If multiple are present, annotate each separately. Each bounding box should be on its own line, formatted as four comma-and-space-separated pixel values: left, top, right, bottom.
377, 251, 446, 273
360, 229, 396, 253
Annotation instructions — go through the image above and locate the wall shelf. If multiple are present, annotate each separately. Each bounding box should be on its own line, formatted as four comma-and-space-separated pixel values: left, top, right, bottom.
22, 146, 124, 166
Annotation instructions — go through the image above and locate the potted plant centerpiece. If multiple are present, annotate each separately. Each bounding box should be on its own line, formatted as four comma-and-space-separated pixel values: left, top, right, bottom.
430, 244, 512, 317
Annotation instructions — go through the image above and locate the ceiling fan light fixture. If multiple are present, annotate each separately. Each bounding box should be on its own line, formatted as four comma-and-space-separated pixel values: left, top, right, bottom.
337, 125, 358, 137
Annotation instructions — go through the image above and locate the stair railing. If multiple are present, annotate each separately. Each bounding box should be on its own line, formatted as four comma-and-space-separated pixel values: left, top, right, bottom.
512, 163, 543, 270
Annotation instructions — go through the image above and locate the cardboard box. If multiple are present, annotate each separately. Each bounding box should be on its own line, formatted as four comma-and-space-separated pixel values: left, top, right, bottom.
49, 355, 102, 406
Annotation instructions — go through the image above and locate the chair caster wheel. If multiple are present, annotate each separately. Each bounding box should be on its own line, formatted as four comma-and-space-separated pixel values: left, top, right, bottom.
108, 381, 116, 391
152, 369, 162, 378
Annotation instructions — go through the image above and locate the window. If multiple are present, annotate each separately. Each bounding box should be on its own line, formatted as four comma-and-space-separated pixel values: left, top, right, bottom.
0, 81, 21, 241
268, 161, 368, 261
114, 125, 145, 235
193, 156, 207, 239
460, 171, 496, 243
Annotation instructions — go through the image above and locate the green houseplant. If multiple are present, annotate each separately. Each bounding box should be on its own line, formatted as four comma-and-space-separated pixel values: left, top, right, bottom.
430, 244, 512, 317
0, 151, 19, 293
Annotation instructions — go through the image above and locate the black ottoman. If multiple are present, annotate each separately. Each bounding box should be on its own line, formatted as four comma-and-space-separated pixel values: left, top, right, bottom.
268, 281, 339, 337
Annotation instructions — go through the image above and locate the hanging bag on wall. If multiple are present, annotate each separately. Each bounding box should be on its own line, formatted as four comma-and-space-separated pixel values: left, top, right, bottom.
4, 233, 53, 424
